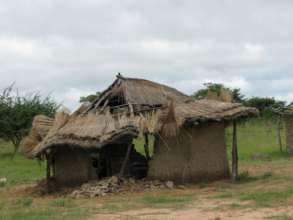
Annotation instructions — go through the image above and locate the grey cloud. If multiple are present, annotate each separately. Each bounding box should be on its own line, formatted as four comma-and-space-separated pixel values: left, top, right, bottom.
0, 0, 293, 110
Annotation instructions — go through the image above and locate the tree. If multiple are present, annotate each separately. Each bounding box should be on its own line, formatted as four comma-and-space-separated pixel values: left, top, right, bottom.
244, 97, 286, 117
0, 85, 59, 156
191, 83, 245, 103
79, 92, 101, 103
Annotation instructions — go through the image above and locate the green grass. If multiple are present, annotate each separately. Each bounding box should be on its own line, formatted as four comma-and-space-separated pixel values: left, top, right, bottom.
0, 142, 89, 220
0, 141, 45, 187
97, 194, 193, 214
0, 197, 89, 220
235, 171, 272, 183
16, 197, 33, 208
98, 202, 141, 213
215, 188, 293, 208
133, 134, 155, 157
267, 214, 293, 220
50, 199, 75, 208
226, 118, 289, 161
140, 195, 193, 208
214, 172, 293, 208
239, 187, 293, 207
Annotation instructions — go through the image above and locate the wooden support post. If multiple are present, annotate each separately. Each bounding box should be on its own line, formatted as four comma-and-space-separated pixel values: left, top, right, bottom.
46, 154, 51, 181
52, 155, 55, 178
119, 143, 132, 177
129, 103, 134, 116
277, 116, 283, 152
106, 147, 112, 176
46, 153, 51, 192
144, 133, 151, 160
232, 121, 238, 181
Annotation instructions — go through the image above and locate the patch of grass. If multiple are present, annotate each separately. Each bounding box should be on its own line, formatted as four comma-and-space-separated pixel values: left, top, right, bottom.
1, 208, 56, 220
239, 187, 293, 207
229, 202, 243, 209
267, 214, 293, 220
99, 203, 126, 213
16, 197, 33, 207
226, 118, 289, 161
0, 198, 88, 220
1, 208, 87, 220
133, 134, 155, 157
215, 185, 293, 208
214, 192, 234, 199
140, 195, 193, 208
0, 141, 45, 187
98, 201, 142, 213
235, 171, 272, 183
50, 198, 75, 208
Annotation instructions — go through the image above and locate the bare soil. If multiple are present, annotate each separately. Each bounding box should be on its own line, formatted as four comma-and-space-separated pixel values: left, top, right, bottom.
91, 161, 293, 220
94, 206, 293, 220
4, 159, 293, 220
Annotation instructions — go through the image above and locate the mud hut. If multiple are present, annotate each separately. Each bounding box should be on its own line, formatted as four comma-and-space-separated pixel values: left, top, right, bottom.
23, 75, 258, 186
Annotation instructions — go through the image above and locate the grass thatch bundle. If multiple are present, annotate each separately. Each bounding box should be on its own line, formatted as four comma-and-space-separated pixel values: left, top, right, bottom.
160, 101, 179, 137
53, 111, 70, 130
21, 128, 42, 156
22, 111, 70, 157
44, 111, 70, 139
31, 115, 54, 138
138, 111, 161, 136
207, 88, 232, 103
21, 115, 54, 156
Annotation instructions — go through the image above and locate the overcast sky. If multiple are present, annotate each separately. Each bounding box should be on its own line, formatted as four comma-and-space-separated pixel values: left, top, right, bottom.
0, 0, 293, 110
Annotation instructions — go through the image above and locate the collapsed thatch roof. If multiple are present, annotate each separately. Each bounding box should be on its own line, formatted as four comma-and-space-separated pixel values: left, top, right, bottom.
84, 75, 191, 114
23, 75, 258, 158
34, 112, 139, 156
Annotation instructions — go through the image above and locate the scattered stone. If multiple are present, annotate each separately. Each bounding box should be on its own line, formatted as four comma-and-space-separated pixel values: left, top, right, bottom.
70, 176, 176, 198
128, 178, 136, 184
0, 177, 7, 187
165, 181, 174, 189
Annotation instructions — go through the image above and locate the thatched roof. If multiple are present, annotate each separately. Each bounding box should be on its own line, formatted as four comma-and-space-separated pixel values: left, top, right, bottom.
84, 75, 191, 114
172, 99, 258, 124
157, 99, 258, 137
23, 75, 258, 158
24, 112, 140, 158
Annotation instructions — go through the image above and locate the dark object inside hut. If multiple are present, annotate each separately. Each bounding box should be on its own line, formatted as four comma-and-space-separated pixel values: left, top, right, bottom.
94, 144, 148, 180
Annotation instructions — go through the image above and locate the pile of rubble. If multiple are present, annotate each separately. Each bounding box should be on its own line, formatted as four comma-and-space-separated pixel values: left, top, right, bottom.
70, 176, 174, 198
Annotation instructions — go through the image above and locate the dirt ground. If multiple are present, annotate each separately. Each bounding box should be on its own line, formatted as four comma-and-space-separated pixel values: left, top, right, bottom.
3, 159, 293, 220
91, 161, 293, 220
92, 192, 293, 220
93, 206, 293, 220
